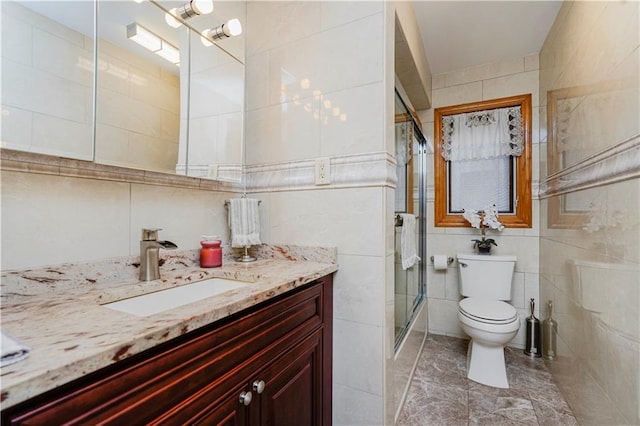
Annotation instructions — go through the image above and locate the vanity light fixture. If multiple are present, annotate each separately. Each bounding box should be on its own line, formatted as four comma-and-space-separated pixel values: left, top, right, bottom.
127, 23, 180, 65
165, 0, 214, 28
156, 41, 180, 64
201, 18, 242, 43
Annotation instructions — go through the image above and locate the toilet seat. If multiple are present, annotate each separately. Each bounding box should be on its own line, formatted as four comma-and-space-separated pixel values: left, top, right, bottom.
459, 298, 518, 324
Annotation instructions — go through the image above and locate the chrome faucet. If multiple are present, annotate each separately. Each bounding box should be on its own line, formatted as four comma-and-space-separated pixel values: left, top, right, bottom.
139, 228, 178, 281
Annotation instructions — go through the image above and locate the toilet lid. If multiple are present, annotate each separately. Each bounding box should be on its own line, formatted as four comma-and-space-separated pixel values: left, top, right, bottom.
459, 298, 517, 324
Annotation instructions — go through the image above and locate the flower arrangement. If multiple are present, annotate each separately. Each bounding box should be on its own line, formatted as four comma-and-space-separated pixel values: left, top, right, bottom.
463, 205, 504, 254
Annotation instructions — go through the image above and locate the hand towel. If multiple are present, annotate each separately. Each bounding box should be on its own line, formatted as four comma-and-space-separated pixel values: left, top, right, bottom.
228, 198, 262, 248
400, 213, 420, 270
1, 329, 30, 367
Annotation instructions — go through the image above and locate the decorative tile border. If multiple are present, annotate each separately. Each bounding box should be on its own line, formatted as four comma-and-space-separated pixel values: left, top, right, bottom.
2, 149, 398, 194
539, 134, 640, 198
244, 151, 397, 193
0, 149, 243, 192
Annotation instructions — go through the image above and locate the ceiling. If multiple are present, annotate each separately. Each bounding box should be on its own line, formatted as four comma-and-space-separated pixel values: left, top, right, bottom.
412, 1, 563, 75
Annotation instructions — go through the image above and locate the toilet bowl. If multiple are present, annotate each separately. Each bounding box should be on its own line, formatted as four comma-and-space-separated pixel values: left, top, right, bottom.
458, 298, 520, 388
457, 253, 519, 388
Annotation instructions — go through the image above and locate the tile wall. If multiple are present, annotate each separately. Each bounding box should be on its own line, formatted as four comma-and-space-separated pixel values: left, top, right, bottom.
243, 2, 404, 424
245, 2, 393, 425
1, 169, 233, 272
538, 1, 639, 424
418, 54, 542, 348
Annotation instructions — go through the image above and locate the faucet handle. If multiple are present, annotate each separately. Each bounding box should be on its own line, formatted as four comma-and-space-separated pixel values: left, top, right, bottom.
142, 228, 162, 241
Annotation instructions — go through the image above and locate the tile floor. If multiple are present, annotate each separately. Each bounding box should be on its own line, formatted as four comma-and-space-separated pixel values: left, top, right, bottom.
397, 334, 578, 425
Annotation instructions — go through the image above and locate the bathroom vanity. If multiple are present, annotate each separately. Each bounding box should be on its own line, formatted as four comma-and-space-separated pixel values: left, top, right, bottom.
0, 249, 336, 425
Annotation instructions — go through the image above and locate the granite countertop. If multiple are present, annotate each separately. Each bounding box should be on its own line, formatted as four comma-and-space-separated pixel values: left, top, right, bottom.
0, 245, 338, 410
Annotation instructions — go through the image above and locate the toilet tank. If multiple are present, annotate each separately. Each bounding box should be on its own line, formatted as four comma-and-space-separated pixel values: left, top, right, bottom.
457, 253, 517, 300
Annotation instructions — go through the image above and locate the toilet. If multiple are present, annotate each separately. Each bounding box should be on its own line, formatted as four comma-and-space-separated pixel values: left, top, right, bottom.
457, 253, 520, 388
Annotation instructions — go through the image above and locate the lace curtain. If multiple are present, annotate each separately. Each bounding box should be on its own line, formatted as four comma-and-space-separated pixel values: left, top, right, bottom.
440, 106, 523, 161
395, 121, 413, 166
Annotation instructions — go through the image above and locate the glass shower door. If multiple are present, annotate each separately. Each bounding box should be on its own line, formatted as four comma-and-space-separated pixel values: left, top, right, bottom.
394, 89, 426, 349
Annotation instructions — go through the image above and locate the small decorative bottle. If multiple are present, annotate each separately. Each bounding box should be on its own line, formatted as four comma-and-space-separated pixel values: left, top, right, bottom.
200, 236, 222, 268
542, 300, 557, 360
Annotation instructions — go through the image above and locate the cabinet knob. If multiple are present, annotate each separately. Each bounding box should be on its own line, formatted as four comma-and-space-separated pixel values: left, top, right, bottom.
252, 380, 266, 394
239, 391, 252, 406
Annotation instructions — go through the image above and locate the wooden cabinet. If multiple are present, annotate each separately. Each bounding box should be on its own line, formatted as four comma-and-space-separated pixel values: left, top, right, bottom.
2, 275, 333, 426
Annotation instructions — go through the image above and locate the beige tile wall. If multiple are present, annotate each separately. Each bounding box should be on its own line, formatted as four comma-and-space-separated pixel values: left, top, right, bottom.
243, 2, 395, 424
0, 170, 233, 271
419, 53, 542, 348
539, 1, 639, 424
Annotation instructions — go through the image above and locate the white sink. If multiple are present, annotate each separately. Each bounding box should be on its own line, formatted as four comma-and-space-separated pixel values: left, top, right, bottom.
103, 278, 249, 317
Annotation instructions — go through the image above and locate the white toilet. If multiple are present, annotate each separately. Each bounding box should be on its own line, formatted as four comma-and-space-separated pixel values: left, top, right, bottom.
457, 253, 520, 388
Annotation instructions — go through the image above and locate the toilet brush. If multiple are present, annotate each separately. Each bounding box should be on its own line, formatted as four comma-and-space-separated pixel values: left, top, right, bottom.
524, 298, 542, 357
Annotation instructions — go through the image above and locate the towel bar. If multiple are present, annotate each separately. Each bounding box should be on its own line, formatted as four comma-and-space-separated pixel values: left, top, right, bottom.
394, 214, 419, 227
224, 199, 262, 207
224, 198, 261, 263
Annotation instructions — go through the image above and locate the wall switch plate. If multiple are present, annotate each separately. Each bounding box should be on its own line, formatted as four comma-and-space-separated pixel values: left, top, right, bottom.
207, 165, 219, 179
315, 157, 331, 185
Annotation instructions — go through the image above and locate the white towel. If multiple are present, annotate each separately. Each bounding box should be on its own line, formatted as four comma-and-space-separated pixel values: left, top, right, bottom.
228, 198, 262, 248
400, 213, 420, 270
1, 330, 30, 367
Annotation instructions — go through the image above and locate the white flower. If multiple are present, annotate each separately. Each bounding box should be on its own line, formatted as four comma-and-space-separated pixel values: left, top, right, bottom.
463, 209, 482, 228
482, 205, 504, 230
463, 205, 504, 230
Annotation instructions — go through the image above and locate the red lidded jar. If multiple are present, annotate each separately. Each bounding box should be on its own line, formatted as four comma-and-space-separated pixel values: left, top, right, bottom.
200, 238, 222, 268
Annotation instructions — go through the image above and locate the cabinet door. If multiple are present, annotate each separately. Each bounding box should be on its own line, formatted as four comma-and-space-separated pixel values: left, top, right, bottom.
190, 383, 249, 426
253, 329, 323, 426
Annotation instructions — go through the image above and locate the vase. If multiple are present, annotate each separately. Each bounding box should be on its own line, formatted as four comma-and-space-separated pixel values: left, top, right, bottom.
477, 246, 491, 255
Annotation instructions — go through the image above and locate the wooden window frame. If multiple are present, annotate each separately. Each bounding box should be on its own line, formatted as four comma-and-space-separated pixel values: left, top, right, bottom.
434, 94, 532, 228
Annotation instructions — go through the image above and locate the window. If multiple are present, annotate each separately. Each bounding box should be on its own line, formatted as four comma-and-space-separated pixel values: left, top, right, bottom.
434, 94, 532, 228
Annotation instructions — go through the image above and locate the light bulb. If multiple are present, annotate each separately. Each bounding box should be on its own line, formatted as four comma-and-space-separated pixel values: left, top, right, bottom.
201, 35, 213, 47
203, 18, 243, 42
192, 0, 213, 15
166, 0, 213, 28
165, 9, 181, 28
225, 18, 242, 37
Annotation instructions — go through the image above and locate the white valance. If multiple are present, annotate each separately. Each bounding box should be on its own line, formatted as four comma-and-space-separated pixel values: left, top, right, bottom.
441, 106, 523, 161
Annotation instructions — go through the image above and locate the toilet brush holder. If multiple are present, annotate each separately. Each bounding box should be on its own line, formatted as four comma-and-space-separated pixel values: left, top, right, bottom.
542, 300, 557, 360
524, 298, 542, 358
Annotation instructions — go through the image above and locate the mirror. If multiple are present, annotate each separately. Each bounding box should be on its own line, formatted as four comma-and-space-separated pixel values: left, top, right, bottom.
1, 0, 245, 182
545, 83, 629, 228
1, 1, 95, 161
